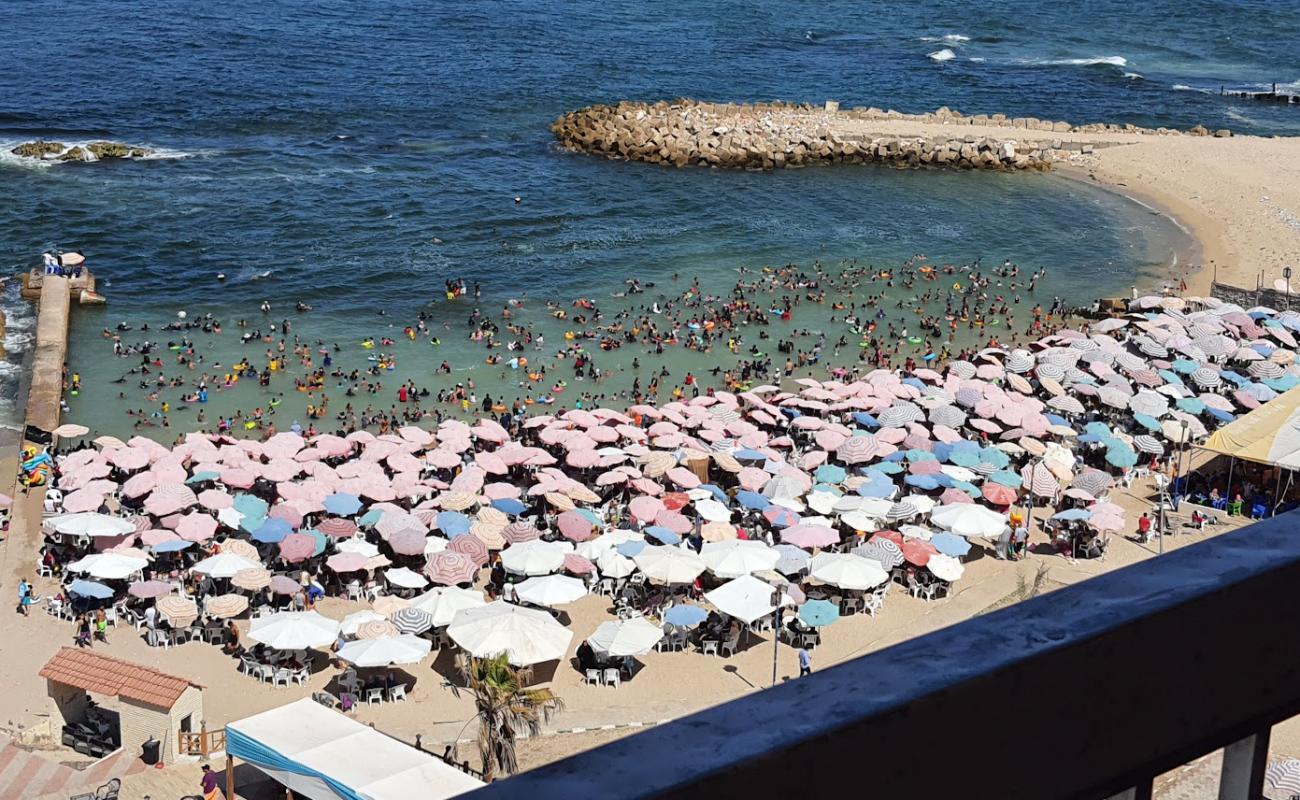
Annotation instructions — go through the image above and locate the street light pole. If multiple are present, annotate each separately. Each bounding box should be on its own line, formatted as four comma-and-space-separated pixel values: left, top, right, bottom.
1285, 266, 1293, 312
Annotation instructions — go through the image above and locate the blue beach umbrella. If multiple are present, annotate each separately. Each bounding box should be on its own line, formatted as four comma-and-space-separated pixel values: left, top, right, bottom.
931, 442, 953, 463
186, 471, 220, 485
989, 470, 1022, 488
1084, 422, 1112, 437
737, 491, 770, 510
904, 449, 937, 462
1052, 508, 1093, 521
664, 605, 708, 627
438, 511, 472, 538
1220, 370, 1251, 386
852, 412, 879, 429
1158, 370, 1184, 386
239, 514, 267, 534
857, 472, 896, 499
1105, 445, 1138, 468
872, 461, 904, 475
978, 447, 1010, 469
234, 493, 269, 519
734, 449, 767, 462
1171, 359, 1200, 375
69, 579, 114, 599
815, 465, 847, 484
491, 498, 527, 516
1206, 407, 1236, 423
1077, 433, 1105, 444
1044, 413, 1069, 426
644, 526, 681, 545
324, 493, 362, 516
1264, 375, 1299, 392
764, 507, 801, 528
616, 540, 647, 558
304, 529, 329, 556
576, 508, 603, 527
252, 517, 291, 543
151, 539, 194, 554
931, 532, 971, 557
799, 599, 841, 628
1133, 413, 1161, 432
949, 450, 980, 468
357, 508, 383, 528
1176, 398, 1205, 414
952, 480, 981, 497
811, 483, 844, 497
698, 484, 728, 503
883, 451, 906, 462
905, 474, 941, 491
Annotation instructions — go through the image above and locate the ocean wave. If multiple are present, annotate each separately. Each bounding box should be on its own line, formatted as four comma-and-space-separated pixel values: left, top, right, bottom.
1123, 72, 1143, 80
968, 57, 986, 63
919, 34, 971, 43
928, 48, 956, 62
1023, 55, 1128, 67
1171, 84, 1213, 94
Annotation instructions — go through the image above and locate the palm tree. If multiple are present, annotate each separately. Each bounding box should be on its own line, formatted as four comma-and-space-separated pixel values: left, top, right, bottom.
452, 654, 565, 781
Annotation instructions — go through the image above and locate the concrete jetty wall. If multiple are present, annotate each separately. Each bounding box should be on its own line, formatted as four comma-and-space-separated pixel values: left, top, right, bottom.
26, 275, 70, 434
551, 100, 1231, 171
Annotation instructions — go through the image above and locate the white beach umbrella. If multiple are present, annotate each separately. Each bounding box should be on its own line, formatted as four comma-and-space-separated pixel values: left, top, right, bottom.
634, 545, 707, 585
587, 617, 664, 657
500, 540, 571, 576
693, 499, 732, 522
929, 503, 1008, 539
514, 574, 587, 607
700, 540, 780, 579
47, 513, 135, 538
596, 550, 637, 579
340, 609, 387, 637
247, 610, 340, 650
809, 553, 889, 590
190, 552, 262, 578
336, 634, 432, 667
704, 574, 789, 624
384, 566, 429, 590
927, 553, 966, 582
409, 586, 486, 627
337, 538, 381, 558
66, 552, 148, 580
447, 601, 574, 666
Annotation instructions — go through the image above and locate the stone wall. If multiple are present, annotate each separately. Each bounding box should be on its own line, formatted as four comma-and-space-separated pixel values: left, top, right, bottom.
550, 100, 1230, 172
1211, 281, 1298, 310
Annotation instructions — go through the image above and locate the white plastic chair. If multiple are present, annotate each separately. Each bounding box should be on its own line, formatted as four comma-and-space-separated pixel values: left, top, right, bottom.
272, 668, 293, 688
37, 561, 53, 578
389, 684, 407, 702
585, 669, 602, 686
366, 688, 384, 706
603, 668, 620, 688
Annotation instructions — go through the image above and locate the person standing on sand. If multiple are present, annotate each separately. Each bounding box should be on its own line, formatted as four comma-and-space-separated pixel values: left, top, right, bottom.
200, 763, 223, 799
798, 646, 812, 677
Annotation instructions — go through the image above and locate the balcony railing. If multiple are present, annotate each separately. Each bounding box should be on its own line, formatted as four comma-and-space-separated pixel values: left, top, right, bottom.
470, 511, 1300, 799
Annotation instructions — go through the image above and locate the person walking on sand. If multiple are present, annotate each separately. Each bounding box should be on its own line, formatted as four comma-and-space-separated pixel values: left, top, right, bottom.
16, 578, 31, 616
798, 646, 812, 677
200, 763, 223, 800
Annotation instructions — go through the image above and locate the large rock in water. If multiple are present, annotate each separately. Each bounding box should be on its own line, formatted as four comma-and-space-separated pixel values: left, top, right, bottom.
10, 139, 154, 161
11, 140, 65, 158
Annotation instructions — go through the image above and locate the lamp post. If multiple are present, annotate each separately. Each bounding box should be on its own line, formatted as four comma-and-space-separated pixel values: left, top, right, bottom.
1285, 266, 1293, 311
771, 587, 784, 687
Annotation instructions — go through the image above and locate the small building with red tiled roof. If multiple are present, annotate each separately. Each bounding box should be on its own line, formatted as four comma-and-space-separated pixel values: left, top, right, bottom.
40, 648, 205, 765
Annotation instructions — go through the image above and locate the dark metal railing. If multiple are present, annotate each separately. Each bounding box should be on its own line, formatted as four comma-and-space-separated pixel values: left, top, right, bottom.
469, 510, 1300, 799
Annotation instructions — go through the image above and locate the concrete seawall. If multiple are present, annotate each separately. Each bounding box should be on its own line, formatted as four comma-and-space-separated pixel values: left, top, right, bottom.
551, 100, 1230, 171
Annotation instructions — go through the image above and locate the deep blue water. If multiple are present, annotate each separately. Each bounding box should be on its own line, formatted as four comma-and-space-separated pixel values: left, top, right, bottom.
1, 0, 1297, 431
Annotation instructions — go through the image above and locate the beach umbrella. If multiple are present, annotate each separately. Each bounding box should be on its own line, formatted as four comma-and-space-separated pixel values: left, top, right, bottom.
1265, 760, 1300, 799
773, 544, 811, 575
514, 574, 587, 607
233, 493, 269, 520
981, 483, 1017, 505
67, 580, 114, 600
248, 610, 340, 650
1105, 444, 1139, 468
705, 574, 787, 624
128, 579, 177, 599
337, 634, 432, 667
635, 546, 706, 584
389, 607, 436, 635
425, 551, 480, 585
204, 594, 249, 619
927, 553, 965, 582
643, 525, 681, 545
156, 595, 199, 627
385, 566, 429, 590
231, 568, 273, 591
324, 493, 363, 516
501, 540, 570, 576
1133, 435, 1164, 455
326, 551, 370, 574
930, 503, 1006, 539
855, 538, 904, 569
588, 617, 664, 657
798, 599, 841, 628
1190, 368, 1222, 390
278, 532, 318, 563
701, 540, 780, 578
902, 539, 939, 566
562, 553, 596, 575
447, 601, 574, 666
781, 524, 839, 549
409, 586, 487, 627
437, 511, 472, 538
885, 499, 921, 522
491, 498, 527, 516
694, 499, 732, 523
252, 517, 292, 544
67, 552, 148, 580
191, 552, 261, 578
1053, 508, 1093, 521
663, 604, 708, 627
809, 552, 889, 590
268, 575, 302, 595
502, 520, 540, 544
556, 510, 595, 542
47, 513, 135, 538
736, 491, 770, 510
931, 531, 972, 557
314, 518, 357, 539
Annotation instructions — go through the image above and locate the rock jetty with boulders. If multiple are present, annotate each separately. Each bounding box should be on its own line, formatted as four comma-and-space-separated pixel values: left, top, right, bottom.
10, 140, 154, 162
552, 100, 1228, 172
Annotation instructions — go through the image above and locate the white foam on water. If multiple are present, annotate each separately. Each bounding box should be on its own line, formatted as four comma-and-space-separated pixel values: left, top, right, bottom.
928, 48, 956, 62
1123, 72, 1143, 80
1171, 84, 1212, 93
968, 57, 986, 63
1027, 55, 1128, 67
919, 34, 970, 43
0, 139, 195, 167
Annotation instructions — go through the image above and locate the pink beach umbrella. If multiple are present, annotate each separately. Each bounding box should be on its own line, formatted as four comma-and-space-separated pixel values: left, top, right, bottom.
425, 551, 479, 585
666, 466, 701, 489
654, 510, 692, 535
220, 468, 256, 489
198, 489, 234, 510
628, 496, 665, 523
140, 529, 180, 547
389, 528, 428, 557
939, 488, 974, 504
62, 490, 107, 513
781, 524, 839, 549
144, 485, 198, 517
475, 451, 508, 475
327, 552, 369, 573
317, 518, 359, 538
121, 472, 158, 499
278, 533, 317, 564
449, 534, 490, 566
563, 553, 595, 575
176, 512, 218, 542
556, 510, 595, 542
107, 447, 150, 470
268, 503, 304, 529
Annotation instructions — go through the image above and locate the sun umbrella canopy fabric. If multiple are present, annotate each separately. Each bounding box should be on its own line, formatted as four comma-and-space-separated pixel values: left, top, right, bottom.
337, 634, 432, 667
446, 601, 574, 666
247, 611, 340, 650
514, 574, 588, 606
588, 617, 664, 656
705, 574, 787, 624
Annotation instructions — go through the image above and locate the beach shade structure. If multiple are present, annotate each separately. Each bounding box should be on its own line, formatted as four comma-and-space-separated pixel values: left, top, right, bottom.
930, 503, 1007, 539
156, 595, 199, 627
799, 599, 841, 628
773, 544, 812, 575
556, 510, 595, 542
1071, 469, 1115, 497
502, 520, 541, 544
643, 525, 681, 546
490, 498, 527, 516
763, 506, 802, 528
1053, 508, 1094, 522
663, 604, 709, 628
809, 553, 889, 590
248, 610, 340, 650
514, 574, 588, 607
128, 579, 177, 599
230, 568, 273, 592
701, 540, 780, 579
446, 600, 574, 666
232, 493, 270, 520
1191, 368, 1223, 390
389, 607, 436, 635
385, 566, 429, 590
634, 545, 707, 585
597, 550, 637, 579
323, 493, 363, 516
587, 617, 664, 657
67, 552, 148, 580
1020, 464, 1060, 498
204, 593, 250, 619
337, 634, 432, 667
1265, 760, 1300, 799
68, 580, 114, 600
388, 528, 428, 557
693, 498, 732, 523
705, 574, 789, 624
500, 540, 571, 576
175, 512, 219, 542
1105, 443, 1139, 468
53, 423, 90, 438
854, 538, 904, 569
424, 551, 480, 585
47, 513, 135, 538
981, 483, 1018, 505
410, 586, 487, 627
190, 552, 262, 579
562, 553, 596, 575
780, 524, 839, 550
275, 532, 316, 563
736, 490, 771, 510
436, 511, 472, 538
902, 539, 940, 567
1133, 434, 1165, 455
340, 610, 387, 637
930, 531, 972, 558
885, 499, 922, 522
326, 551, 371, 574
927, 553, 966, 582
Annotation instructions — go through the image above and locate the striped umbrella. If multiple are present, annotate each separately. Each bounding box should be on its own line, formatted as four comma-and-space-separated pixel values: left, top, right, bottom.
1190, 368, 1222, 389
877, 403, 925, 428
389, 607, 435, 635
884, 499, 920, 522
1047, 396, 1085, 415
1265, 760, 1300, 798
316, 518, 359, 538
204, 594, 249, 619
449, 534, 490, 566
836, 434, 882, 464
853, 539, 903, 569
1128, 391, 1169, 417
1249, 360, 1285, 379
425, 551, 479, 585
929, 405, 967, 428
982, 483, 1018, 505
231, 567, 272, 591
1005, 352, 1034, 373
156, 595, 199, 628
503, 520, 541, 544
1035, 363, 1065, 381
948, 361, 977, 379
355, 619, 399, 639
1133, 435, 1164, 455
1020, 464, 1059, 497
1135, 338, 1169, 358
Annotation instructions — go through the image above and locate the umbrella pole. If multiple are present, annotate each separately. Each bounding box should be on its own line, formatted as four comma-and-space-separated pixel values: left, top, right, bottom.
1226, 457, 1236, 508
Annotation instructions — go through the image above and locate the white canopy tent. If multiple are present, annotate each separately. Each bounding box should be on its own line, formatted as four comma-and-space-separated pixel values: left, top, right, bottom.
226, 698, 482, 800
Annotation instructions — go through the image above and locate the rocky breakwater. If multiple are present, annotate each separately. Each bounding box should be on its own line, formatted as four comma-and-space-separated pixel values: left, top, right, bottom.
552, 100, 1059, 171
10, 140, 154, 163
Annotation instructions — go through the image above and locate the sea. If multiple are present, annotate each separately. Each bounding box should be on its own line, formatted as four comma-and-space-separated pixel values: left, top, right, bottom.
1, 0, 1298, 440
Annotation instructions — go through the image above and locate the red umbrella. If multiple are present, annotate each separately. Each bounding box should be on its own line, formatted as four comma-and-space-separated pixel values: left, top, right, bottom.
662, 492, 691, 511
425, 551, 479, 585
556, 510, 594, 542
901, 540, 939, 567
563, 553, 595, 575
317, 518, 359, 538
278, 533, 316, 563
449, 534, 490, 566
871, 530, 904, 547
982, 483, 1018, 505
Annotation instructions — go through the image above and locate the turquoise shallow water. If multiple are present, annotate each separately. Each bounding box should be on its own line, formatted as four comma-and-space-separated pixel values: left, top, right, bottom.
1, 0, 1287, 436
